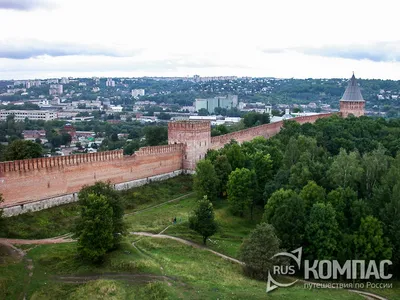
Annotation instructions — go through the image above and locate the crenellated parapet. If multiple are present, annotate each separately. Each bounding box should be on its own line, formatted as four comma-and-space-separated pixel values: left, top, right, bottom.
168, 120, 210, 132
134, 144, 184, 156
0, 150, 123, 174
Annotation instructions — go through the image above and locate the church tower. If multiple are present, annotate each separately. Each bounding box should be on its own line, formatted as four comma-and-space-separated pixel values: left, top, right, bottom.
340, 73, 365, 117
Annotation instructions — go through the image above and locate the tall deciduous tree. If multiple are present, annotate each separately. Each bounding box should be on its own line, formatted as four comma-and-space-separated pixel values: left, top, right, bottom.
328, 148, 363, 189
250, 152, 273, 204
189, 196, 218, 245
381, 184, 400, 276
4, 140, 42, 161
193, 160, 219, 201
305, 202, 338, 260
239, 223, 281, 280
299, 180, 326, 214
75, 193, 114, 262
222, 141, 246, 171
326, 187, 357, 230
227, 168, 256, 218
354, 216, 392, 261
78, 182, 125, 247
143, 126, 168, 146
213, 155, 232, 197
362, 145, 390, 199
264, 189, 305, 250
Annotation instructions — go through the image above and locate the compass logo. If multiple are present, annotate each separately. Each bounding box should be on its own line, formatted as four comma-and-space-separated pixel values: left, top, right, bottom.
266, 247, 393, 293
266, 247, 302, 293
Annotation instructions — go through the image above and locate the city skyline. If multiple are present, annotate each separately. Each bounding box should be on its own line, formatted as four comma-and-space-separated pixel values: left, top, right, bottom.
1, 0, 400, 80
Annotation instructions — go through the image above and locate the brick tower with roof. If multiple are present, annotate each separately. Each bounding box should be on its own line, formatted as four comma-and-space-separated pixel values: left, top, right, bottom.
340, 73, 365, 117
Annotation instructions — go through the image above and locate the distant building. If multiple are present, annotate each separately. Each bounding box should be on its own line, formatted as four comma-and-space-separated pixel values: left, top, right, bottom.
339, 73, 365, 117
23, 130, 46, 140
195, 95, 238, 114
49, 84, 63, 96
106, 78, 115, 87
131, 89, 145, 98
0, 110, 58, 121
60, 77, 69, 84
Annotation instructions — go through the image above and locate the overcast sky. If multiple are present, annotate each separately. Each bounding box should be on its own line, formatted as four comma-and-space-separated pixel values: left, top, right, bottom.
1, 0, 400, 80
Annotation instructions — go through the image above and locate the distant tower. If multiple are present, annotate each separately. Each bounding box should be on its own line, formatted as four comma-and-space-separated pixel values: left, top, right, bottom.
340, 73, 365, 117
168, 121, 211, 170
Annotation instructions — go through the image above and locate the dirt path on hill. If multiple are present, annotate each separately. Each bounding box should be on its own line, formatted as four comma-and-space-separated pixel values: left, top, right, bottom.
131, 231, 244, 265
53, 273, 180, 284
0, 235, 75, 245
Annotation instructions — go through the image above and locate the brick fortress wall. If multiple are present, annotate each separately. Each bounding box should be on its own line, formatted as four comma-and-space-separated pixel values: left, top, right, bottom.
0, 144, 184, 210
0, 113, 333, 215
210, 113, 333, 150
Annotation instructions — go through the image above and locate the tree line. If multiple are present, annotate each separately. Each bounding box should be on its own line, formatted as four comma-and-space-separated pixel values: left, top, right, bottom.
194, 115, 400, 279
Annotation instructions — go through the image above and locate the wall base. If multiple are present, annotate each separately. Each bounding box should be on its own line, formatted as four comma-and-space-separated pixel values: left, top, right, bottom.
2, 170, 185, 217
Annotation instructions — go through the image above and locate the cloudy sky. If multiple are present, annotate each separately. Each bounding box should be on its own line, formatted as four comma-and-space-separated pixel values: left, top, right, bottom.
1, 0, 400, 80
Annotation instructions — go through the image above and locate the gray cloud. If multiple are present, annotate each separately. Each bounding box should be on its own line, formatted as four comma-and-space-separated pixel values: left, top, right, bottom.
262, 41, 400, 62
0, 0, 54, 11
0, 40, 143, 59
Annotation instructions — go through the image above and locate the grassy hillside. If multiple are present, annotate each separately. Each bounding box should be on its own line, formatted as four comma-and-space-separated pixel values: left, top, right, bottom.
1, 176, 398, 299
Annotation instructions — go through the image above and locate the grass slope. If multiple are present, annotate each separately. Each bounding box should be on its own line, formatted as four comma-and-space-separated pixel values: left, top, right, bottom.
0, 176, 398, 299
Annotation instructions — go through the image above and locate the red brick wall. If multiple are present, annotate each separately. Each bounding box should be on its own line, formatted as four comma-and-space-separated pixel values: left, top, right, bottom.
0, 145, 183, 207
340, 101, 365, 117
210, 113, 333, 150
0, 113, 334, 208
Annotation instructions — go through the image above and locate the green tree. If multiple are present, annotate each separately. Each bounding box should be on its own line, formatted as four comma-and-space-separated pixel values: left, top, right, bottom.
75, 193, 114, 262
198, 108, 209, 116
264, 189, 305, 250
61, 133, 72, 145
326, 187, 357, 230
78, 182, 125, 247
213, 155, 232, 197
328, 148, 363, 189
227, 168, 256, 218
354, 216, 392, 261
381, 184, 400, 275
189, 196, 218, 245
299, 181, 326, 214
4, 140, 42, 161
144, 126, 168, 146
239, 223, 281, 280
305, 202, 338, 260
193, 160, 219, 201
362, 146, 390, 199
222, 141, 246, 171
250, 152, 273, 204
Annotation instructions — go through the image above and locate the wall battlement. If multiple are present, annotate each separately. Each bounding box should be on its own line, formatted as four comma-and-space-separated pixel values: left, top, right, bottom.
134, 143, 184, 156
0, 150, 123, 174
168, 120, 210, 132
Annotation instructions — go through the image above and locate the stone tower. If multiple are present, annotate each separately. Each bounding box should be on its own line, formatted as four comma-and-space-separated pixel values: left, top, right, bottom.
168, 121, 211, 170
340, 73, 365, 117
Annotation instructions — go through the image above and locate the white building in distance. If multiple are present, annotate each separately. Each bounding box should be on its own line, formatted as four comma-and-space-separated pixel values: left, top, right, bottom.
132, 89, 145, 98
49, 84, 63, 96
106, 78, 116, 87
0, 110, 58, 121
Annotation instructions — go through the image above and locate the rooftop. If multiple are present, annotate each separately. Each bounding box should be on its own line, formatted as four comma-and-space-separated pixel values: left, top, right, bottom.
340, 73, 365, 102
